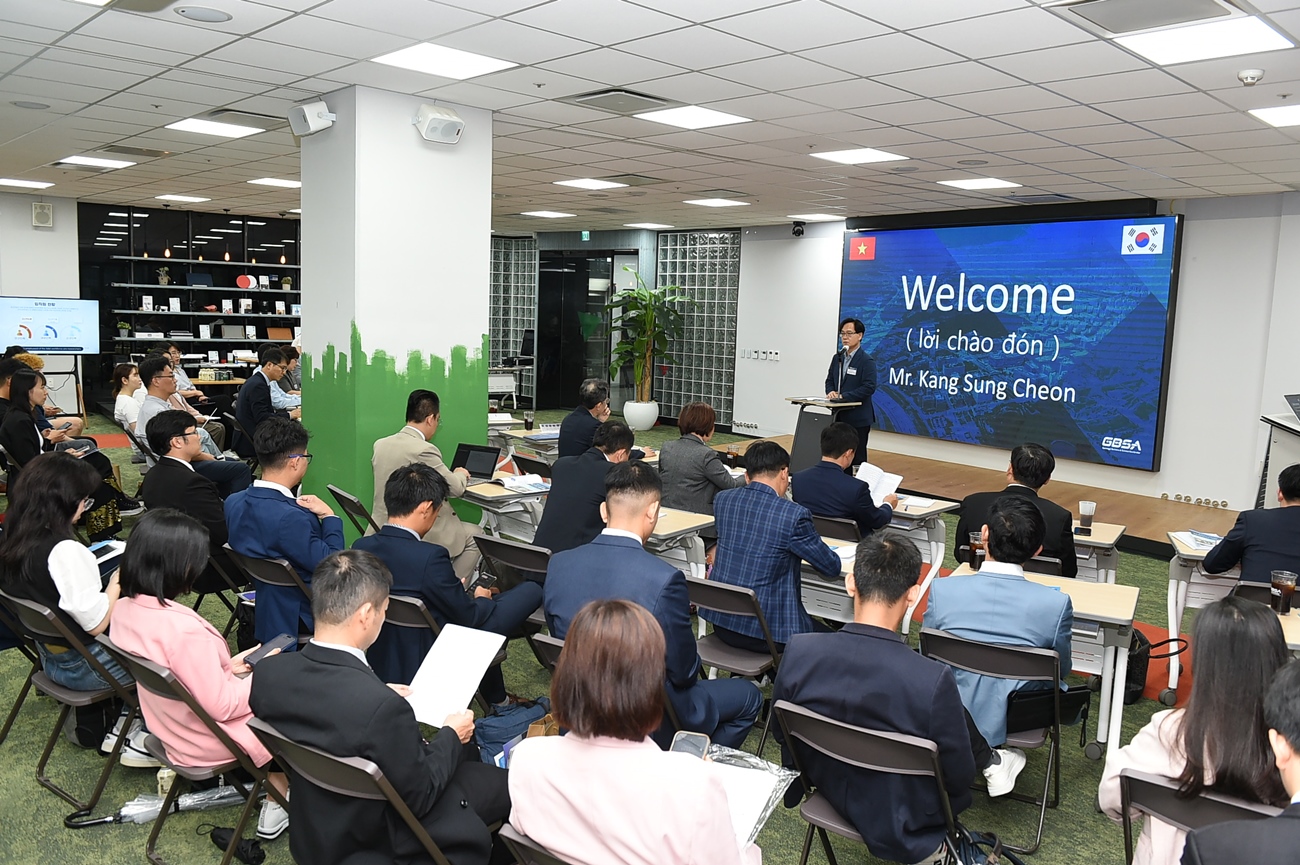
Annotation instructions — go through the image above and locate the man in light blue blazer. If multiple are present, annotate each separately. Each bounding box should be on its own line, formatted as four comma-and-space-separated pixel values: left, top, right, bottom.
225, 417, 345, 646
544, 461, 762, 749
923, 496, 1073, 773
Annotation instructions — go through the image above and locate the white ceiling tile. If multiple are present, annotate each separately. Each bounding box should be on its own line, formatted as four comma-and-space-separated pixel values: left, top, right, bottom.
913, 7, 1092, 59
511, 0, 686, 44
256, 15, 410, 61
0, 51, 25, 76
128, 78, 252, 111
1138, 113, 1267, 138
850, 0, 1025, 31
705, 120, 824, 143
1178, 128, 1300, 150
181, 58, 305, 87
772, 111, 884, 135
633, 71, 762, 104
708, 54, 850, 93
782, 78, 915, 111
908, 115, 1021, 140
77, 10, 241, 54
540, 48, 686, 86
961, 130, 1062, 152
1087, 139, 1194, 158
575, 115, 685, 139
205, 38, 352, 78
474, 66, 602, 99
983, 40, 1147, 83
875, 62, 1023, 98
801, 32, 964, 79
1103, 92, 1235, 123
1044, 123, 1154, 145
856, 99, 972, 126
1047, 68, 1196, 106
619, 26, 776, 70
703, 91, 825, 121
622, 0, 790, 24
501, 100, 611, 126
14, 57, 152, 92
1001, 104, 1120, 132
715, 0, 890, 52
438, 19, 597, 66
0, 0, 101, 30
940, 85, 1075, 116
417, 81, 540, 111
0, 75, 115, 104
310, 0, 489, 40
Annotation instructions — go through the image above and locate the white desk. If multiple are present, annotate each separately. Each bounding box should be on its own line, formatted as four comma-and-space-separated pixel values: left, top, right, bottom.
895, 498, 961, 635
461, 474, 549, 542
1163, 533, 1241, 705
647, 508, 714, 579
1073, 520, 1126, 584
500, 429, 562, 464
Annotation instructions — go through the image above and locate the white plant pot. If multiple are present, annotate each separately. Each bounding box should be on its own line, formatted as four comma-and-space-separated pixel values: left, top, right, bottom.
622, 400, 659, 431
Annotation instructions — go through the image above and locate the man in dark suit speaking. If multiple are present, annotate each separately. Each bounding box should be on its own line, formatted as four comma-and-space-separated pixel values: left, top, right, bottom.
954, 442, 1077, 578
543, 461, 762, 748
825, 317, 877, 466
250, 550, 509, 865
1180, 660, 1300, 865
532, 420, 634, 557
1204, 463, 1300, 583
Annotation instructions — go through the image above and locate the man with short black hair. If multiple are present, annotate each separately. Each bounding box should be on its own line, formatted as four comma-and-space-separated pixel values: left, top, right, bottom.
557, 378, 650, 460
774, 532, 979, 864
791, 421, 897, 535
354, 462, 541, 698
234, 347, 299, 457
249, 549, 510, 865
955, 442, 1077, 578
544, 461, 763, 748
825, 317, 876, 466
261, 344, 301, 410
1204, 464, 1300, 583
924, 496, 1073, 795
225, 417, 344, 645
139, 356, 250, 496
703, 441, 842, 653
371, 390, 480, 582
533, 419, 635, 557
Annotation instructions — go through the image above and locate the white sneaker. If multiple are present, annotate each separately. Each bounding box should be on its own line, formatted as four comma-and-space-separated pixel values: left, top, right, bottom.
100, 711, 141, 755
119, 727, 164, 768
258, 799, 289, 841
982, 747, 1027, 797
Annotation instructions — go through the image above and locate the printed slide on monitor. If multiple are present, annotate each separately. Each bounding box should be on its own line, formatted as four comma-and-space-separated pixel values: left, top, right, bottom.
0, 297, 100, 355
839, 216, 1180, 471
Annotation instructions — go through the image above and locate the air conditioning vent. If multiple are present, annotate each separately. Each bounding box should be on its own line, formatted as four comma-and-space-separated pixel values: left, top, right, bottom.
1049, 0, 1242, 37
570, 89, 671, 114
100, 145, 172, 158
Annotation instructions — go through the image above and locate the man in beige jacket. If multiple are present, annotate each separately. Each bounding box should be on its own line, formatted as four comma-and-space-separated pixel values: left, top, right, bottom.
371, 389, 480, 582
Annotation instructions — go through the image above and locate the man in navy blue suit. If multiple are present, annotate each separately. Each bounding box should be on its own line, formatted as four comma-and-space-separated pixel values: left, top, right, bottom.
544, 461, 762, 748
1204, 463, 1300, 583
825, 317, 877, 466
774, 532, 980, 865
225, 417, 344, 646
791, 422, 897, 536
233, 347, 298, 457
533, 420, 634, 557
354, 462, 542, 700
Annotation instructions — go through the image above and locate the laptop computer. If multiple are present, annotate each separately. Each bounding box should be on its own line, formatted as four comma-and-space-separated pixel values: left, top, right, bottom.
1286, 394, 1300, 424
451, 443, 501, 481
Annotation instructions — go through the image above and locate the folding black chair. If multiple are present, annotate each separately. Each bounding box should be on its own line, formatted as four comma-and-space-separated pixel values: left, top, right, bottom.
920, 627, 1062, 854
686, 576, 782, 754
121, 425, 159, 479
956, 547, 1062, 577
222, 412, 259, 471
192, 554, 249, 639
97, 636, 288, 865
249, 718, 458, 865
385, 594, 506, 714
511, 454, 552, 479
474, 534, 552, 665
1230, 582, 1273, 606
0, 598, 40, 745
328, 483, 381, 536
1119, 768, 1281, 865
811, 515, 860, 543
223, 544, 312, 645
774, 699, 962, 865
0, 589, 139, 824
499, 824, 581, 865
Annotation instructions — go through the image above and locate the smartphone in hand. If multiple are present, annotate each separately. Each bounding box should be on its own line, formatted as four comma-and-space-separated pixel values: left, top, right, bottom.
469, 572, 497, 592
669, 730, 710, 759
245, 633, 295, 666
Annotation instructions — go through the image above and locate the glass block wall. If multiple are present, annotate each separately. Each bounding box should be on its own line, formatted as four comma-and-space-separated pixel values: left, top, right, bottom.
653, 230, 741, 425
489, 236, 538, 402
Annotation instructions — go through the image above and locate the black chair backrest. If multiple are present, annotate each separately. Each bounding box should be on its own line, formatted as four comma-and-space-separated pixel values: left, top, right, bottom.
1119, 769, 1281, 864
476, 534, 552, 574
1230, 583, 1273, 606
919, 627, 1059, 683
773, 700, 958, 835
499, 824, 578, 865
122, 424, 159, 462
512, 454, 552, 479
327, 484, 381, 536
531, 633, 564, 672
685, 576, 782, 664
223, 544, 311, 598
249, 717, 454, 865
0, 589, 134, 702
1024, 555, 1064, 577
385, 594, 442, 636
811, 515, 860, 543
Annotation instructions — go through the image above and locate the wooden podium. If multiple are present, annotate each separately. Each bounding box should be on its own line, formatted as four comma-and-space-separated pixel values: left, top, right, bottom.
785, 397, 861, 473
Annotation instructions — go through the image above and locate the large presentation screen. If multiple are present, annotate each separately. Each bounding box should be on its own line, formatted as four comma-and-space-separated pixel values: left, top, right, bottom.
839, 215, 1181, 471
0, 297, 100, 355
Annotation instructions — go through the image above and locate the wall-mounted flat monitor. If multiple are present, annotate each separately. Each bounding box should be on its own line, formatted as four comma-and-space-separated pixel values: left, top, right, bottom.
0, 296, 100, 355
838, 215, 1182, 471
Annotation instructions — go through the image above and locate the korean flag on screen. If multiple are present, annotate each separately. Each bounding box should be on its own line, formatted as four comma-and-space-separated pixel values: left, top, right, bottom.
1121, 223, 1164, 255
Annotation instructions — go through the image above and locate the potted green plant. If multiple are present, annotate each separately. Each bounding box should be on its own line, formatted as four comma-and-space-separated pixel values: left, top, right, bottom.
116, 320, 131, 337
606, 266, 690, 430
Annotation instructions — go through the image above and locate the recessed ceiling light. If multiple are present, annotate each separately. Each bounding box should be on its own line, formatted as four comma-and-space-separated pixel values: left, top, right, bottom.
624, 222, 674, 229
372, 43, 516, 80
100, 230, 127, 235
11, 100, 50, 110
174, 6, 232, 23
937, 178, 1022, 190
0, 178, 54, 189
165, 117, 263, 138
633, 106, 751, 130
211, 228, 241, 233
683, 198, 750, 207
956, 159, 989, 166
1249, 105, 1300, 127
248, 177, 302, 188
156, 194, 210, 203
288, 209, 301, 214
810, 148, 908, 165
280, 239, 296, 243
787, 213, 844, 221
246, 220, 266, 225
93, 242, 117, 247
521, 211, 576, 218
1115, 16, 1292, 65
109, 211, 129, 216
553, 178, 628, 190
57, 154, 136, 169
103, 222, 127, 227
195, 235, 222, 240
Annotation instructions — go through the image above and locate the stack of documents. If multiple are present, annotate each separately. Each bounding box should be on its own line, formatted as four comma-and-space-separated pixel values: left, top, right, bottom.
854, 463, 903, 507
494, 474, 550, 493
1171, 530, 1222, 550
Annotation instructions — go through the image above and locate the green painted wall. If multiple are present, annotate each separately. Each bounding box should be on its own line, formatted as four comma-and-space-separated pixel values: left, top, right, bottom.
301, 322, 488, 543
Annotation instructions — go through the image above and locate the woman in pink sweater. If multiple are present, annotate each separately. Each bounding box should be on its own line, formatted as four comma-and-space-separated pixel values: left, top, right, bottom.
110, 509, 291, 841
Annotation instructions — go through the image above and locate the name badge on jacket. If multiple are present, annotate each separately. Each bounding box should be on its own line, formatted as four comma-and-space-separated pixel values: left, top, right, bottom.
847, 367, 857, 375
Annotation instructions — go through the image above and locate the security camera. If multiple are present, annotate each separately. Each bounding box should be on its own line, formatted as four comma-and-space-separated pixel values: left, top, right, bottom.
1239, 69, 1265, 86
288, 100, 336, 136
792, 221, 806, 237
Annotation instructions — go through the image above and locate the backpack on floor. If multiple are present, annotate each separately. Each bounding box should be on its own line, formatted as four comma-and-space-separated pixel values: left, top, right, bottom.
474, 697, 550, 765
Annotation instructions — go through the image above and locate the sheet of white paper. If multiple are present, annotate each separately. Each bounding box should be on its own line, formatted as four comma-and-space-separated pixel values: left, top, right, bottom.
898, 494, 934, 508
854, 462, 903, 507
1171, 530, 1219, 550
833, 545, 857, 561
405, 625, 506, 727
708, 760, 784, 848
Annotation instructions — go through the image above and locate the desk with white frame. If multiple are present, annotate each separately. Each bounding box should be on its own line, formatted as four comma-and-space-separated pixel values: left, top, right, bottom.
461, 476, 548, 542
647, 508, 713, 580
891, 498, 961, 634
1072, 521, 1126, 584
1163, 533, 1242, 705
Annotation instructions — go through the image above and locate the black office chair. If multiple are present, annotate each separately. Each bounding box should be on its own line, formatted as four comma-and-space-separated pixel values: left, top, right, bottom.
384, 595, 506, 714
0, 599, 40, 746
328, 483, 381, 536
221, 412, 258, 471
475, 534, 552, 664
811, 515, 860, 543
1119, 769, 1281, 865
499, 824, 580, 865
223, 545, 312, 646
511, 454, 552, 479
1230, 582, 1273, 606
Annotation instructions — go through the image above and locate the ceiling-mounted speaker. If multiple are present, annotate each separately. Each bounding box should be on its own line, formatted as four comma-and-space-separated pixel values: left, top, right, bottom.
288, 101, 336, 137
413, 104, 464, 145
31, 202, 52, 228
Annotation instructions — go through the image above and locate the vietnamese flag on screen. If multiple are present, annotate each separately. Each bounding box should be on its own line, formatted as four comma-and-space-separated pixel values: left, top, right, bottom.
849, 236, 876, 260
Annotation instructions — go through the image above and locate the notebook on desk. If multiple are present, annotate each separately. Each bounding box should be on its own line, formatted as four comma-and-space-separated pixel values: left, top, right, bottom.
451, 443, 501, 481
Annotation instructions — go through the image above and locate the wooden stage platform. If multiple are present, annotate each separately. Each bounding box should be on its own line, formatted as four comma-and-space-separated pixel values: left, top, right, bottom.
719, 434, 1238, 556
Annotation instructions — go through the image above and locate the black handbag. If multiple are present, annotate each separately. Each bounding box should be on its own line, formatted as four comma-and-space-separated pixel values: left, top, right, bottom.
955, 825, 1028, 865
1126, 630, 1187, 705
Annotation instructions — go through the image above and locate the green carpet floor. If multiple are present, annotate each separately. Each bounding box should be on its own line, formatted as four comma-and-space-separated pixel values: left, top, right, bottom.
0, 411, 1182, 864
